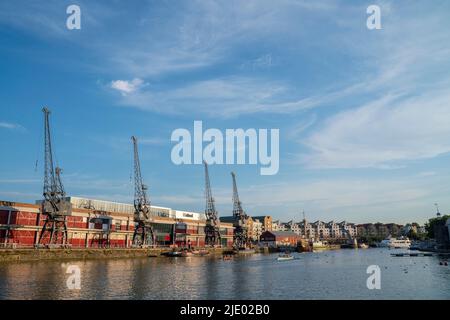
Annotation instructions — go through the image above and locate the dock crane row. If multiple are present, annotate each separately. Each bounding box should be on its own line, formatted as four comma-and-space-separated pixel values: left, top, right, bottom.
36, 108, 252, 249
203, 161, 221, 246
131, 136, 155, 247
38, 107, 72, 245
231, 172, 250, 249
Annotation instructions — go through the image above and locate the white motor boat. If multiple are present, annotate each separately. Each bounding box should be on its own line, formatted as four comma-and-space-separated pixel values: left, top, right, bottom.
277, 252, 294, 261
379, 236, 411, 249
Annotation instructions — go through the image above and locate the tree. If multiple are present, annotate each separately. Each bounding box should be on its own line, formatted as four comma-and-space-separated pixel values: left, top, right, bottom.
425, 215, 450, 239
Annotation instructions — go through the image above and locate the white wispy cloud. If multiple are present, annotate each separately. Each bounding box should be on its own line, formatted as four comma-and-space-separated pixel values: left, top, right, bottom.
0, 122, 25, 131
296, 2, 450, 169
218, 174, 449, 224
112, 76, 347, 117
302, 91, 450, 168
89, 136, 166, 152
111, 78, 146, 96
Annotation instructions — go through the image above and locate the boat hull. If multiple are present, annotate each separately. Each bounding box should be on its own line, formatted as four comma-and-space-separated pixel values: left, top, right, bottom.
277, 257, 294, 261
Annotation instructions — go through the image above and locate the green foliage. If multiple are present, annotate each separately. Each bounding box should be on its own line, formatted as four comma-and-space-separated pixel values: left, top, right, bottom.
407, 229, 426, 241
425, 215, 450, 239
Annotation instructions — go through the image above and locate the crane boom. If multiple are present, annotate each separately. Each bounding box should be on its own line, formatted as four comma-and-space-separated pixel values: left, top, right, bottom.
203, 161, 221, 246
131, 136, 154, 247
231, 172, 250, 249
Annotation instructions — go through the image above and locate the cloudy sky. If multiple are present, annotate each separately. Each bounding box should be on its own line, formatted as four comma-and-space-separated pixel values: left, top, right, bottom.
1, 0, 449, 224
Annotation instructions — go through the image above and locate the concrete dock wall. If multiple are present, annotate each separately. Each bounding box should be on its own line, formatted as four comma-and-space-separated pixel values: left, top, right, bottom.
0, 247, 232, 263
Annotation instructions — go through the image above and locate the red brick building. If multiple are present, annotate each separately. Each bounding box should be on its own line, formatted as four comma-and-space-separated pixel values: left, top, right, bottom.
260, 231, 300, 247
0, 199, 234, 248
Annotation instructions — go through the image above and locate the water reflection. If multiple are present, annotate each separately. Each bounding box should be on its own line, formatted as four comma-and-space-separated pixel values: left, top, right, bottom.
0, 249, 449, 300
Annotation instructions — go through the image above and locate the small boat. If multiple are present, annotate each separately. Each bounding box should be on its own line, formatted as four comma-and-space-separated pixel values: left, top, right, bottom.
410, 241, 421, 250
312, 240, 328, 249
192, 249, 210, 256
277, 252, 294, 261
162, 251, 183, 257
391, 253, 405, 257
358, 243, 369, 249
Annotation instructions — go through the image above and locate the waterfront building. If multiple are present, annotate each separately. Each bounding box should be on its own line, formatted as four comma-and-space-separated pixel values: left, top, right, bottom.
246, 218, 254, 241
357, 223, 403, 239
277, 221, 290, 232
285, 220, 358, 240
339, 221, 357, 238
220, 215, 263, 242
251, 218, 263, 241
272, 220, 280, 231
252, 216, 273, 232
0, 198, 234, 248
297, 221, 316, 239
312, 220, 330, 239
290, 221, 302, 235
259, 231, 300, 247
326, 221, 341, 238
401, 223, 426, 236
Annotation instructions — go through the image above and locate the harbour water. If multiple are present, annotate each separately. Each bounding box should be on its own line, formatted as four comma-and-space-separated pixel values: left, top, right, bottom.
0, 248, 449, 300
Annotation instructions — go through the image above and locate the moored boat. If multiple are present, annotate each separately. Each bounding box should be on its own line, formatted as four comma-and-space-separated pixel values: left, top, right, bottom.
162, 251, 183, 257
277, 252, 294, 261
192, 249, 210, 256
379, 236, 411, 249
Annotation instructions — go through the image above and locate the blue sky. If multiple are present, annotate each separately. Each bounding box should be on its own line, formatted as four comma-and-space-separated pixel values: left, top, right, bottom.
1, 0, 450, 224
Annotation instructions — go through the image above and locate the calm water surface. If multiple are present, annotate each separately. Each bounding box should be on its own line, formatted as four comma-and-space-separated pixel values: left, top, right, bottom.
0, 248, 449, 299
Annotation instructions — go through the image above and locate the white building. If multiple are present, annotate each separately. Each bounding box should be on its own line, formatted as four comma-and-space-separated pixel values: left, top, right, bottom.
326, 221, 341, 238
277, 222, 290, 232
339, 221, 357, 238
63, 196, 207, 221
252, 218, 263, 241
290, 222, 302, 235
272, 220, 280, 231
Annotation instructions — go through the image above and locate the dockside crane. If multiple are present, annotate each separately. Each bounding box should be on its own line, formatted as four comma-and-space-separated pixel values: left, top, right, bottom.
131, 136, 155, 247
38, 107, 72, 245
231, 172, 250, 249
203, 161, 221, 246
